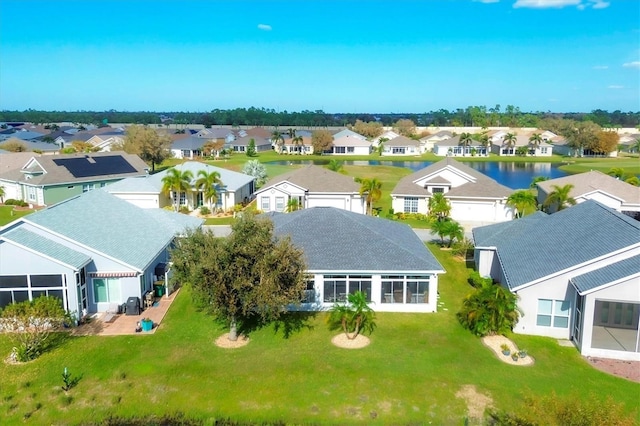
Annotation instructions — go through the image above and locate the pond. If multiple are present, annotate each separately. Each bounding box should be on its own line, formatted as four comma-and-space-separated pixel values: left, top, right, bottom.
265, 160, 570, 190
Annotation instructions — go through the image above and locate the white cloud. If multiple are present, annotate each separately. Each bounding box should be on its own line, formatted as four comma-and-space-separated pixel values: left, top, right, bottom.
592, 65, 609, 69
608, 85, 624, 89
257, 24, 272, 31
623, 61, 640, 69
513, 0, 580, 8
590, 0, 609, 9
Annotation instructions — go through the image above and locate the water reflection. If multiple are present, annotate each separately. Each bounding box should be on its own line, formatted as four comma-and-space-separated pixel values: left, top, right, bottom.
265, 159, 569, 190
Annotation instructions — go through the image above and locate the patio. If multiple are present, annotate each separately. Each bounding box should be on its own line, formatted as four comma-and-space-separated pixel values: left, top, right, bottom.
72, 289, 179, 336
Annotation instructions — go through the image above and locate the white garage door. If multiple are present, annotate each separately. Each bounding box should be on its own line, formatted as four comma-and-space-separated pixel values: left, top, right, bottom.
451, 201, 496, 222
307, 197, 346, 209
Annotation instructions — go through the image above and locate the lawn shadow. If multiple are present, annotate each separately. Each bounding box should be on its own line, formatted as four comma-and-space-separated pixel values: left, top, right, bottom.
236, 312, 318, 340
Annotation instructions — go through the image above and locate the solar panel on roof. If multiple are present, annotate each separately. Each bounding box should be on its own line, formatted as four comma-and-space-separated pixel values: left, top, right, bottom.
53, 155, 138, 178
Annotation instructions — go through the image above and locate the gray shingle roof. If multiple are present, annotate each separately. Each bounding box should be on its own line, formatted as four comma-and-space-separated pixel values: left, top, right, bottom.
2, 227, 91, 269
260, 165, 361, 193
24, 189, 203, 271
0, 151, 149, 185
391, 158, 512, 198
472, 201, 640, 290
385, 136, 420, 147
333, 129, 367, 140
571, 255, 640, 294
537, 170, 640, 205
266, 207, 444, 272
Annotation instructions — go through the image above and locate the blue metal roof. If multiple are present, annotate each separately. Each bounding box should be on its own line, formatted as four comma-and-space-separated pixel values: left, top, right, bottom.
571, 255, 640, 294
472, 200, 640, 290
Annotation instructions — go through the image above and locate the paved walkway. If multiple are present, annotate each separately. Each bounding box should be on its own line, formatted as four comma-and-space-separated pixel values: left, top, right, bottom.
72, 289, 180, 336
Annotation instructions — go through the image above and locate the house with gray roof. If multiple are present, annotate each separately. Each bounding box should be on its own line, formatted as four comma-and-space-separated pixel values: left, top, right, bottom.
432, 135, 488, 157
0, 189, 203, 319
420, 130, 453, 153
333, 129, 367, 140
229, 135, 272, 153
254, 165, 366, 214
491, 134, 553, 157
380, 135, 421, 156
0, 151, 149, 207
329, 135, 371, 155
391, 158, 514, 224
473, 200, 640, 361
107, 161, 255, 212
536, 170, 640, 219
266, 207, 445, 313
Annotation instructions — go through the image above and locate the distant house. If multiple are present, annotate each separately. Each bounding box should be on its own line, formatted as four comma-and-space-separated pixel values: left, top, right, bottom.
107, 161, 256, 211
432, 135, 488, 157
229, 136, 272, 153
0, 137, 60, 154
380, 136, 421, 156
278, 136, 313, 154
195, 128, 235, 143
536, 170, 640, 218
329, 135, 371, 155
491, 135, 553, 157
0, 190, 202, 320
0, 151, 149, 206
253, 165, 366, 214
85, 130, 125, 152
618, 133, 640, 153
371, 130, 400, 147
420, 130, 453, 153
170, 136, 206, 159
267, 207, 445, 313
473, 200, 640, 361
390, 158, 513, 224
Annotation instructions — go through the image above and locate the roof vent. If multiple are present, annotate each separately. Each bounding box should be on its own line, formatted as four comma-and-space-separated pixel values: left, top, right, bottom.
86, 156, 96, 164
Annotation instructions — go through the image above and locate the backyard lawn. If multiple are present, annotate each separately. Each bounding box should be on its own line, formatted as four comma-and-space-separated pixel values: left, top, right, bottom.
0, 205, 35, 227
0, 246, 637, 425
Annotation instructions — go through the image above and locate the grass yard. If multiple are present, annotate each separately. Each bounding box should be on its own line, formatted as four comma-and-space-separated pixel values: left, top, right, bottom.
0, 205, 35, 227
558, 156, 640, 175
0, 246, 638, 425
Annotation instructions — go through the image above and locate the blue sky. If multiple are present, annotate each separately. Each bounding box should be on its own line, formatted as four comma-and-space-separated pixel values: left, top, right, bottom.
1, 0, 638, 113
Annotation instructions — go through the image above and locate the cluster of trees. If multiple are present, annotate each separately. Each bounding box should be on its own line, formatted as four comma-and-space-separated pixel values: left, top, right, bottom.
2, 106, 638, 128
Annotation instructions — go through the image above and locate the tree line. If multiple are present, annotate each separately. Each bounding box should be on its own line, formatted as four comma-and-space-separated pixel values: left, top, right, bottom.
1, 106, 638, 128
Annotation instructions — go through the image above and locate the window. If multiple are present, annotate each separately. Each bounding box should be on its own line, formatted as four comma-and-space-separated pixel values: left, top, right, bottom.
334, 146, 346, 154
540, 147, 548, 154
536, 299, 570, 328
347, 147, 354, 153
261, 197, 270, 211
93, 278, 121, 303
404, 197, 418, 213
82, 183, 95, 193
302, 277, 315, 303
381, 275, 430, 304
392, 147, 405, 154
431, 187, 444, 194
348, 275, 372, 302
275, 197, 285, 212
324, 275, 347, 303
178, 191, 187, 206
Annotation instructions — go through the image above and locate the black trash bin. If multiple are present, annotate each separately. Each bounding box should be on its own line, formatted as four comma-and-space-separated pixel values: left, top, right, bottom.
126, 297, 140, 316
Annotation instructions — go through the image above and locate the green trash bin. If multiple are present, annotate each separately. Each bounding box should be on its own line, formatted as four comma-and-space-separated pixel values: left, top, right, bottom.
153, 283, 165, 297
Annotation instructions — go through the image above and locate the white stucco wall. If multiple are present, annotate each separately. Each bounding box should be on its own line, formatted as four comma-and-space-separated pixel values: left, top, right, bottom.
111, 193, 160, 209
450, 199, 513, 222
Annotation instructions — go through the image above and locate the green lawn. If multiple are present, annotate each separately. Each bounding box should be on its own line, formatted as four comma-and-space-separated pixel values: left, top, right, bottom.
0, 246, 637, 425
0, 205, 35, 227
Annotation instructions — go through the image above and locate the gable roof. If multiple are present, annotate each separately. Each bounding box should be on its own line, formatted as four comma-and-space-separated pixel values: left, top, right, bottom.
472, 201, 640, 290
20, 189, 203, 271
0, 151, 149, 185
391, 157, 512, 198
266, 207, 444, 272
258, 165, 360, 193
1, 227, 92, 269
333, 129, 367, 140
537, 170, 640, 205
385, 136, 420, 147
571, 255, 640, 295
231, 135, 271, 146
332, 135, 371, 147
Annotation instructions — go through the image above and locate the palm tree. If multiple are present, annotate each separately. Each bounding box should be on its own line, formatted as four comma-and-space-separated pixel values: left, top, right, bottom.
459, 132, 473, 156
528, 133, 543, 155
377, 137, 389, 156
287, 128, 296, 139
457, 279, 522, 336
529, 176, 549, 189
326, 159, 344, 173
443, 220, 464, 248
292, 135, 304, 154
327, 291, 376, 340
161, 168, 194, 211
355, 177, 382, 215
195, 169, 222, 211
0, 185, 5, 204
502, 132, 517, 154
428, 192, 451, 221
476, 133, 490, 155
543, 184, 576, 212
429, 219, 449, 246
286, 198, 300, 212
271, 130, 285, 153
506, 190, 538, 218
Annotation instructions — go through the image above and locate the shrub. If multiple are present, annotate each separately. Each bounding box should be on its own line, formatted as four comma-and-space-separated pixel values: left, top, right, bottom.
467, 271, 492, 288
451, 237, 474, 258
3, 199, 28, 207
199, 206, 211, 215
178, 206, 190, 214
